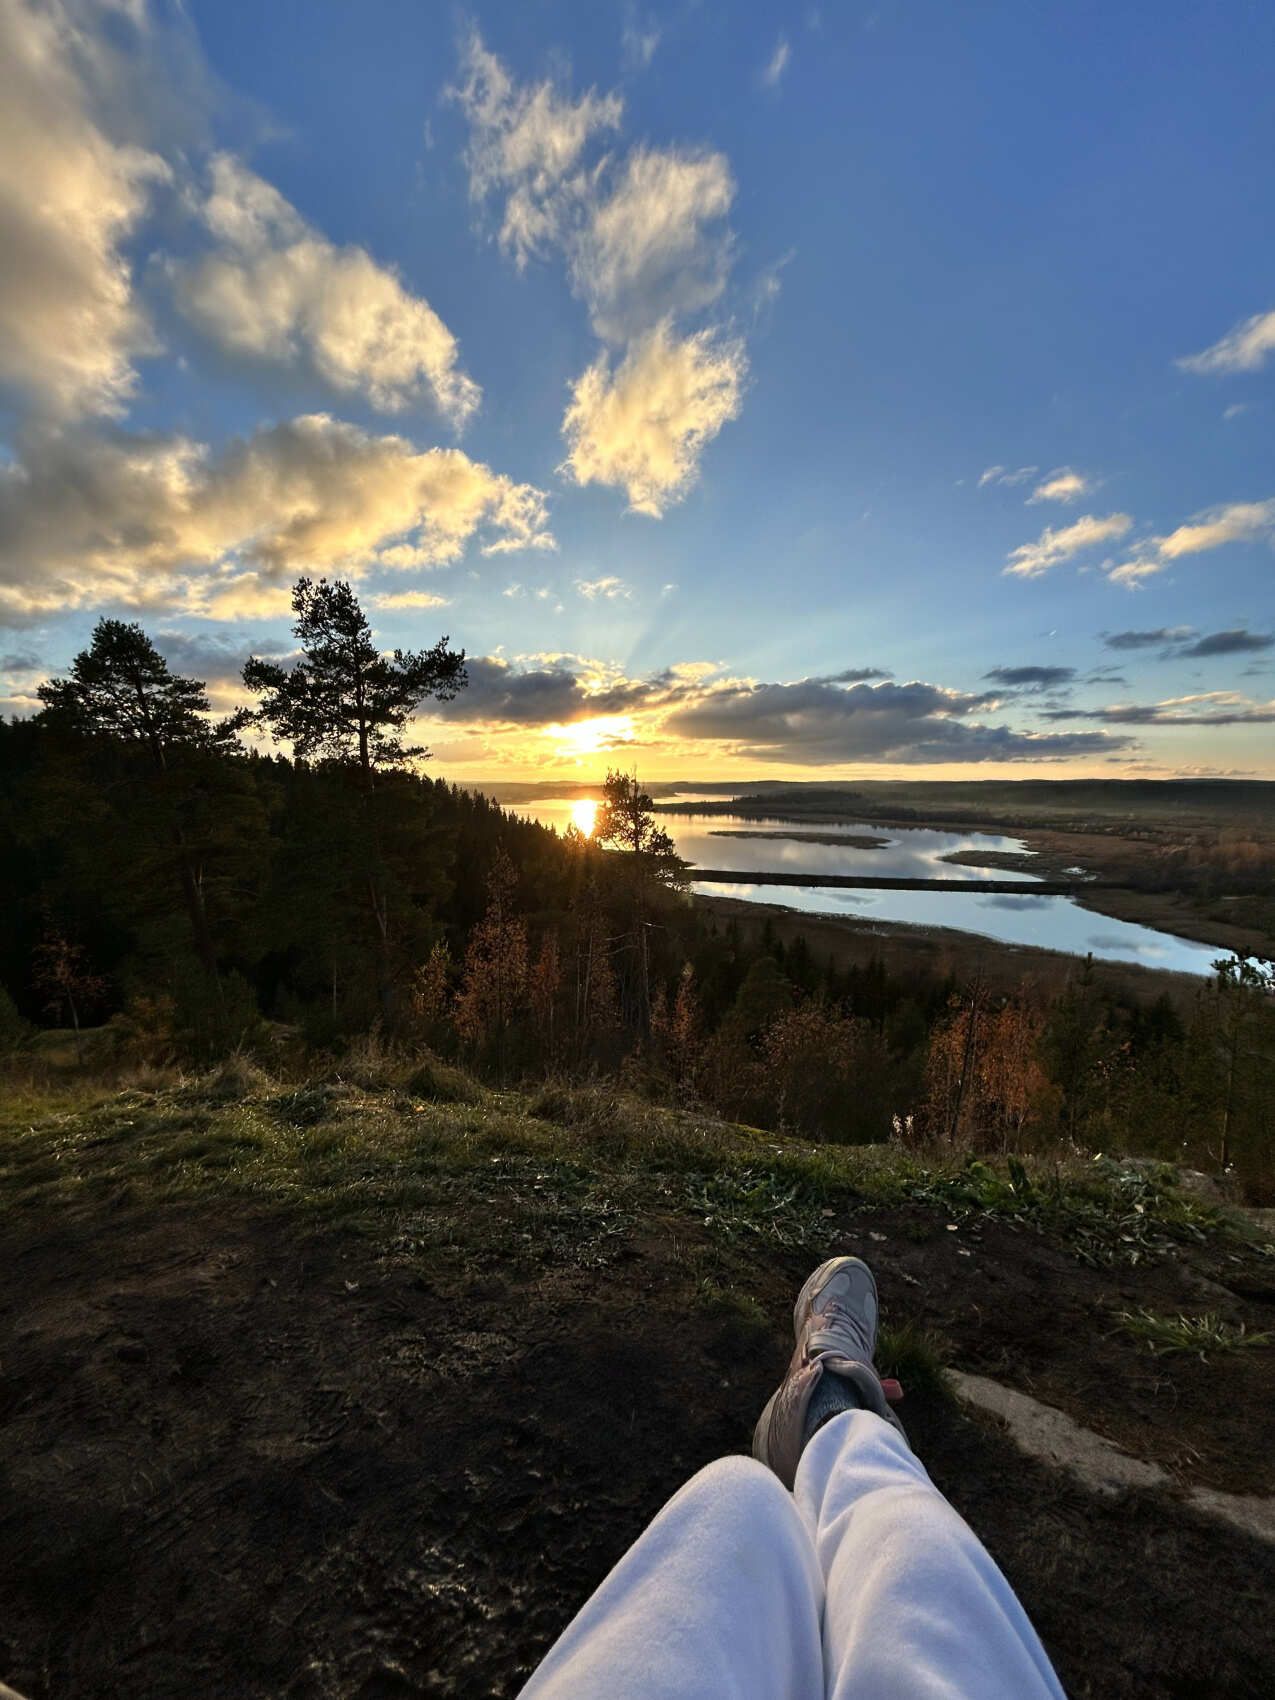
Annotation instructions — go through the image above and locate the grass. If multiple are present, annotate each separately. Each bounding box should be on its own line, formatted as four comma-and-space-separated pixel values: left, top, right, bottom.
1115, 1308, 1273, 1360
876, 1318, 954, 1400
0, 1066, 1238, 1274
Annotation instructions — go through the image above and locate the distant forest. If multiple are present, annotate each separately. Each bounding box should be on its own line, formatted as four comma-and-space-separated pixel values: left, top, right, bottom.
3, 580, 1273, 1200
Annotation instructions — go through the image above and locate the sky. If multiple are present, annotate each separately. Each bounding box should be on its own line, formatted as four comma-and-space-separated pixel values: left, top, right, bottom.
1, 0, 1273, 783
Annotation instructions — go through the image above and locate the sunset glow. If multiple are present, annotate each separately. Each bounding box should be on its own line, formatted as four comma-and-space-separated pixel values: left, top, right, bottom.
571, 798, 598, 836
0, 4, 1271, 785
551, 716, 636, 759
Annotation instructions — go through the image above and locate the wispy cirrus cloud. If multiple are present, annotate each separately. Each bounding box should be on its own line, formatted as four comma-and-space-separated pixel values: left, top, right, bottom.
1178, 308, 1275, 376
621, 9, 661, 71
172, 155, 481, 425
1004, 512, 1132, 579
761, 37, 791, 87
978, 464, 1038, 489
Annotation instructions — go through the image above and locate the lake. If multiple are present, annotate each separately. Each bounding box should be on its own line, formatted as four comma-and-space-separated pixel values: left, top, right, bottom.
513, 798, 1222, 977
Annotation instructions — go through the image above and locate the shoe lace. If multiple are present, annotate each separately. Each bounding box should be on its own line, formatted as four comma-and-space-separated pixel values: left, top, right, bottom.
812, 1295, 871, 1358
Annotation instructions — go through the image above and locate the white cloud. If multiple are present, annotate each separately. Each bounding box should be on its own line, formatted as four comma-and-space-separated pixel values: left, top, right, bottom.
1004, 513, 1133, 579
373, 590, 450, 610
451, 28, 622, 268
1029, 468, 1090, 504
0, 413, 553, 624
978, 464, 1037, 489
574, 575, 631, 600
1157, 498, 1275, 559
173, 155, 480, 424
1178, 308, 1275, 376
572, 146, 735, 340
452, 32, 747, 513
1099, 497, 1275, 587
455, 37, 735, 342
0, 0, 169, 418
1105, 557, 1165, 589
561, 322, 746, 516
762, 36, 791, 86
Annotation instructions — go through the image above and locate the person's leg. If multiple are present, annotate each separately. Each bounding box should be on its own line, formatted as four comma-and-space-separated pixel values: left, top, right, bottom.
794, 1410, 1066, 1700
518, 1454, 825, 1700
753, 1256, 1066, 1700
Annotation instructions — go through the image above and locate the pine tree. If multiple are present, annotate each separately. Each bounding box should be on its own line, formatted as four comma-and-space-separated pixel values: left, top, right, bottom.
594, 769, 685, 1030
240, 578, 466, 784
241, 579, 467, 1017
36, 620, 243, 982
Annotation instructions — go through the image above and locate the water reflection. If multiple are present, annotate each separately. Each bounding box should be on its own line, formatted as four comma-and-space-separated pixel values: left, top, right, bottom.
513, 799, 1220, 977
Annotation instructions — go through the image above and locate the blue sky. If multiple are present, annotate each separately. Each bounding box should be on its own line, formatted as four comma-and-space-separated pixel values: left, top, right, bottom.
1, 0, 1272, 779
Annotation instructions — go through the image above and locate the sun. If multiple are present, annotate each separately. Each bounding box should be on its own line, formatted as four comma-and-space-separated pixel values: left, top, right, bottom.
551, 714, 635, 757
571, 797, 598, 836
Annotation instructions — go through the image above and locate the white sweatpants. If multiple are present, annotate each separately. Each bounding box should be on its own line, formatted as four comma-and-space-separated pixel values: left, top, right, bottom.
519, 1410, 1066, 1700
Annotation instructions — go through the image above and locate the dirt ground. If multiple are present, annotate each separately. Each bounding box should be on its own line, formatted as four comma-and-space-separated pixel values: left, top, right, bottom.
3, 1187, 1275, 1699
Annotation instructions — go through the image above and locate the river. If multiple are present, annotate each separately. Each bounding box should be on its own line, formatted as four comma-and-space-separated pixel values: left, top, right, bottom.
512, 797, 1222, 977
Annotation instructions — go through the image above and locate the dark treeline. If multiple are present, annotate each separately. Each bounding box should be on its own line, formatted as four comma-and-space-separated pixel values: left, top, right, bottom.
2, 580, 1273, 1198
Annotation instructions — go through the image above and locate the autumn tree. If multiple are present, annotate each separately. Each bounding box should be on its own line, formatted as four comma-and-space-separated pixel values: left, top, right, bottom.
33, 923, 106, 1047
528, 931, 563, 1065
409, 939, 454, 1046
454, 851, 528, 1076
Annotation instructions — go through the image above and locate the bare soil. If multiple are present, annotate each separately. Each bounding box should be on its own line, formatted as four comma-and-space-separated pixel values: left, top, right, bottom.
3, 1187, 1275, 1699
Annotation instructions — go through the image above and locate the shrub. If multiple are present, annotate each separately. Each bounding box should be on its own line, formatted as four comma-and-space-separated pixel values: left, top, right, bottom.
198, 1054, 275, 1103
402, 1054, 481, 1105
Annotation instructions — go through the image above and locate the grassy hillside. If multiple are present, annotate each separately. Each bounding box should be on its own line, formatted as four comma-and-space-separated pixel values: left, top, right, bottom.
3, 1060, 1274, 1697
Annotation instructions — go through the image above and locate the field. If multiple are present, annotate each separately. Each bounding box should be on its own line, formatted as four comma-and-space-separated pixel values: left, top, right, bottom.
3, 1061, 1275, 1699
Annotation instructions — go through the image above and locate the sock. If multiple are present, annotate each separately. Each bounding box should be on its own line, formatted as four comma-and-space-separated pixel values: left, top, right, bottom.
803, 1367, 865, 1442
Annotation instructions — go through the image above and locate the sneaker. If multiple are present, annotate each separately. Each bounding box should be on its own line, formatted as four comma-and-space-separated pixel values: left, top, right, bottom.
752, 1255, 907, 1488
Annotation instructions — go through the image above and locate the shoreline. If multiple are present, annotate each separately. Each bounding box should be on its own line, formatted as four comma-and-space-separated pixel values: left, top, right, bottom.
692, 892, 1211, 1004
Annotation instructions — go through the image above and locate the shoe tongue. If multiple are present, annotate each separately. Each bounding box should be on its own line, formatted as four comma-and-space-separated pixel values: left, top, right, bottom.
809, 1324, 869, 1361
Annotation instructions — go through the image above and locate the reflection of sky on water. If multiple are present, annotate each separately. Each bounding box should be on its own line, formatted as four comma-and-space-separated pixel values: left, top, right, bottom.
521, 802, 1037, 883
691, 882, 1219, 977
512, 799, 1219, 977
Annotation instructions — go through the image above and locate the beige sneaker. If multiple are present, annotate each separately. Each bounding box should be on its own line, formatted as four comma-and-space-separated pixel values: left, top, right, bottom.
752, 1255, 907, 1489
